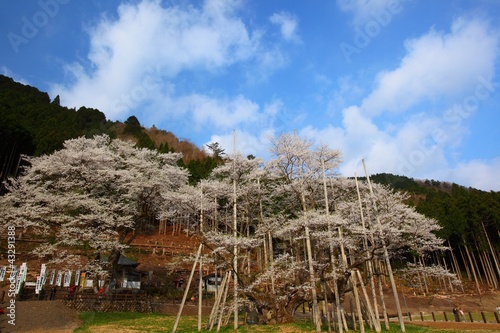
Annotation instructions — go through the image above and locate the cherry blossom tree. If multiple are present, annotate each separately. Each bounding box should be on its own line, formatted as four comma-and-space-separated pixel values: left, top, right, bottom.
198, 132, 448, 330
0, 135, 189, 273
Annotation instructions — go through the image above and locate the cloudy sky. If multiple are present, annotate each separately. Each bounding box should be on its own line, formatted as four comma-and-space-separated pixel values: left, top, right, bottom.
1, 0, 499, 190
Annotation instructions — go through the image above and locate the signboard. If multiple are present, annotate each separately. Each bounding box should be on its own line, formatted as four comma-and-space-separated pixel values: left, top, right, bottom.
35, 276, 42, 294
74, 270, 80, 286
56, 270, 63, 286
39, 264, 47, 285
49, 269, 56, 285
63, 271, 72, 287
16, 263, 27, 294
0, 266, 6, 281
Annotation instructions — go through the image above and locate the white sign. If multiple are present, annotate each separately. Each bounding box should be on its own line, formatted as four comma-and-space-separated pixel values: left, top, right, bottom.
35, 276, 42, 294
50, 269, 56, 285
74, 270, 80, 286
56, 270, 63, 286
63, 271, 72, 287
0, 266, 6, 281
39, 264, 47, 285
16, 262, 27, 294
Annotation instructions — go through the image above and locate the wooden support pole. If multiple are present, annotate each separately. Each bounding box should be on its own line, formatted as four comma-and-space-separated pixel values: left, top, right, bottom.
217, 271, 232, 332
172, 244, 203, 333
356, 269, 380, 332
362, 159, 405, 332
354, 173, 381, 332
198, 246, 203, 331
208, 272, 229, 330
351, 273, 365, 333
232, 129, 239, 331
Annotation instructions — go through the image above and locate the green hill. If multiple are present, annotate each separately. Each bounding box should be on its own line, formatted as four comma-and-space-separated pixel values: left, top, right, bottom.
0, 75, 213, 190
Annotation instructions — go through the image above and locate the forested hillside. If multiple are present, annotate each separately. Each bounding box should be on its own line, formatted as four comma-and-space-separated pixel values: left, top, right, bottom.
364, 173, 500, 293
0, 75, 215, 190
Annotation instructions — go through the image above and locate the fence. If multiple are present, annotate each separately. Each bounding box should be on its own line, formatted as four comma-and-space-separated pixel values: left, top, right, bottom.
402, 310, 500, 324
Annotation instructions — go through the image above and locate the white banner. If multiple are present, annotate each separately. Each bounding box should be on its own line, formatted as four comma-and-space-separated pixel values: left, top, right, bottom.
50, 269, 56, 285
16, 262, 27, 294
0, 266, 6, 281
35, 276, 42, 294
74, 270, 80, 286
63, 271, 72, 287
39, 264, 47, 285
56, 270, 63, 286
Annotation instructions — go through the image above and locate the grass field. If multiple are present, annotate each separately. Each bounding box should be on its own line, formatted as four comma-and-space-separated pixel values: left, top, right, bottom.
73, 312, 500, 333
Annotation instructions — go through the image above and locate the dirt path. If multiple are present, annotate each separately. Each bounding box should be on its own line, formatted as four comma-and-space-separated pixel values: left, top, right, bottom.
0, 300, 81, 333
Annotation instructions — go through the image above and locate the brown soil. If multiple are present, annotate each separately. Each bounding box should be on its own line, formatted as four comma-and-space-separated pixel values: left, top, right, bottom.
0, 300, 81, 333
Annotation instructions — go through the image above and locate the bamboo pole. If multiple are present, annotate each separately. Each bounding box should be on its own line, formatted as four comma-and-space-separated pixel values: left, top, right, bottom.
362, 159, 405, 332
232, 130, 239, 330
258, 178, 268, 272
376, 266, 390, 330
294, 132, 320, 333
198, 247, 203, 331
305, 222, 321, 332
356, 269, 380, 332
321, 282, 332, 333
351, 272, 365, 333
216, 271, 232, 332
365, 205, 389, 329
354, 173, 381, 332
172, 244, 203, 333
198, 187, 204, 332
322, 160, 344, 333
208, 272, 229, 330
268, 231, 275, 294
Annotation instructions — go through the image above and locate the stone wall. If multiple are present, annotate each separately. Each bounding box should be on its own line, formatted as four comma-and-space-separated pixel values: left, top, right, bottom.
65, 298, 153, 312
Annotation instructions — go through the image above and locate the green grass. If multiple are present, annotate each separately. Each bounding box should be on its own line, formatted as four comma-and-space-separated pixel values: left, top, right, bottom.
74, 312, 500, 332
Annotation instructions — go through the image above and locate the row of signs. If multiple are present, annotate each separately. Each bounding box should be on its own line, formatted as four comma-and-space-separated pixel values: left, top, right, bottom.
0, 264, 100, 295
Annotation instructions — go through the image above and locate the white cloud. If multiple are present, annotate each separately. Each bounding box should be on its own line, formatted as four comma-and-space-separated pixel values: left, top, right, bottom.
361, 18, 499, 115
50, 0, 274, 119
269, 11, 300, 43
337, 0, 406, 26
175, 93, 260, 130
449, 158, 500, 191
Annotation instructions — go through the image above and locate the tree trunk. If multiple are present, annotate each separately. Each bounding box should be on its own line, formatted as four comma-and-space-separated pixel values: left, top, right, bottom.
458, 245, 472, 283
463, 242, 482, 296
481, 221, 500, 286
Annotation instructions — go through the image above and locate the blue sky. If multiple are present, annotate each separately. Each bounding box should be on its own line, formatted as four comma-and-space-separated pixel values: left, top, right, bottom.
1, 0, 500, 191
